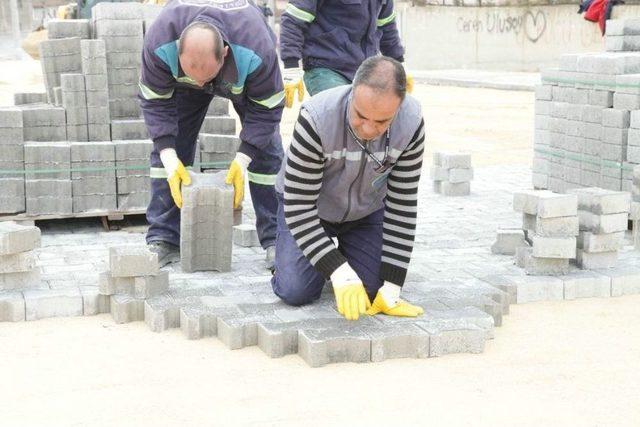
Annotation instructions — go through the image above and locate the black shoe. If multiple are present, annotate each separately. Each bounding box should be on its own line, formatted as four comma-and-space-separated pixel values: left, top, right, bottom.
148, 241, 180, 267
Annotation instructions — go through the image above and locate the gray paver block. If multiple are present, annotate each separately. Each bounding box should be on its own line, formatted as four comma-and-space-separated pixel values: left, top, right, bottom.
13, 92, 47, 105
26, 197, 73, 215
511, 276, 564, 303
438, 181, 470, 196
179, 306, 218, 340
531, 236, 576, 259
562, 271, 611, 300
0, 252, 37, 274
369, 324, 431, 362
111, 119, 149, 140
578, 211, 628, 233
491, 228, 526, 255
606, 18, 640, 36
577, 231, 624, 253
110, 295, 145, 324
513, 190, 578, 218
98, 271, 135, 296
23, 287, 83, 321
201, 116, 236, 134
298, 327, 371, 367
603, 267, 640, 296
478, 274, 517, 305
534, 215, 579, 237
425, 325, 486, 357
0, 291, 26, 321
576, 249, 618, 269
144, 294, 179, 332
109, 245, 159, 277
217, 314, 280, 350
233, 224, 260, 247
0, 222, 41, 255
613, 93, 640, 110
47, 19, 91, 39
80, 286, 110, 315
568, 187, 631, 215
134, 271, 169, 299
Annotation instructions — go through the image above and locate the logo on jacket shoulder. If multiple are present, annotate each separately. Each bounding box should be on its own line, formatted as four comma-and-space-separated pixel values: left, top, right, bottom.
178, 0, 249, 10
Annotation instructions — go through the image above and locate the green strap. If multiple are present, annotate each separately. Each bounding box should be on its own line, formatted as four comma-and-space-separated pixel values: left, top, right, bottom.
534, 146, 634, 171
377, 11, 396, 27
285, 4, 315, 23
247, 171, 277, 185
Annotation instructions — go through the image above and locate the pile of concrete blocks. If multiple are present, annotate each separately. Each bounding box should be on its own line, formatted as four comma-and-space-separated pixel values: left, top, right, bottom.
24, 142, 72, 215
180, 172, 234, 273
606, 18, 640, 52
61, 74, 89, 142
431, 151, 473, 196
569, 187, 630, 269
513, 190, 578, 275
534, 18, 640, 193
111, 119, 149, 141
114, 139, 152, 210
71, 141, 117, 213
38, 37, 83, 104
0, 223, 42, 318
100, 245, 168, 324
94, 6, 144, 119
0, 108, 25, 213
81, 39, 112, 141
46, 19, 92, 40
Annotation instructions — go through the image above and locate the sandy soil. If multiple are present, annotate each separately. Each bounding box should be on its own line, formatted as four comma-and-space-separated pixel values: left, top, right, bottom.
1, 296, 639, 426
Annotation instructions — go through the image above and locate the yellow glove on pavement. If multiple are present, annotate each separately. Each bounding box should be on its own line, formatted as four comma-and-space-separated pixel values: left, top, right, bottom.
330, 262, 371, 320
159, 148, 191, 209
406, 74, 414, 94
225, 152, 251, 209
367, 281, 424, 317
283, 66, 304, 108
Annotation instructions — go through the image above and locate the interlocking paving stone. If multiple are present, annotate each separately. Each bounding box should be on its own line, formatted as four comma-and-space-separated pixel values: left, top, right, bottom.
8, 165, 640, 366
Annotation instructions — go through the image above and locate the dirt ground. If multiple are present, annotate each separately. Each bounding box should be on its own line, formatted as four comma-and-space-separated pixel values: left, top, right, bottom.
3, 58, 639, 426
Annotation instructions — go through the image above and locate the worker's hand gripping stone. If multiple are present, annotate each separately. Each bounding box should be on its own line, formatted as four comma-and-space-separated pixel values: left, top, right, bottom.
367, 281, 424, 317
283, 66, 304, 108
160, 148, 191, 209
225, 152, 251, 209
330, 262, 371, 320
406, 74, 414, 94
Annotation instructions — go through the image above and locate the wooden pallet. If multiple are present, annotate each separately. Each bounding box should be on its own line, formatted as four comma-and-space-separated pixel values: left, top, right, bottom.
0, 209, 146, 229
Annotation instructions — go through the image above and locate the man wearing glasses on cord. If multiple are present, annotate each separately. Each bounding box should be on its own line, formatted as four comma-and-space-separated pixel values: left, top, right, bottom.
271, 56, 425, 320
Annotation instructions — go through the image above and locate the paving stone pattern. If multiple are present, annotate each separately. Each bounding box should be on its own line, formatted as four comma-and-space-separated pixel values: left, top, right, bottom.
2, 166, 640, 366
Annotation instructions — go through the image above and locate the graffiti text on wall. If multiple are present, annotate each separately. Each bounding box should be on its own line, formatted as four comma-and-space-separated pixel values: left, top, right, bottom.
457, 10, 547, 43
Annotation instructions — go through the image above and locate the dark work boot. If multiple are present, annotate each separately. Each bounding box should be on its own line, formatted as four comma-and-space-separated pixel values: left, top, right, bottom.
148, 241, 180, 267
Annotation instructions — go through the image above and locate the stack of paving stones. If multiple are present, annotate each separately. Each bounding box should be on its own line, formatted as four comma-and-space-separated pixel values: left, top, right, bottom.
513, 190, 578, 275
0, 108, 25, 214
70, 141, 117, 213
93, 4, 145, 119
534, 18, 640, 193
81, 39, 112, 142
3, 3, 233, 218
38, 37, 83, 104
180, 172, 234, 273
99, 245, 167, 324
0, 223, 42, 321
114, 139, 152, 210
568, 187, 630, 269
24, 141, 72, 215
430, 151, 473, 196
60, 74, 89, 142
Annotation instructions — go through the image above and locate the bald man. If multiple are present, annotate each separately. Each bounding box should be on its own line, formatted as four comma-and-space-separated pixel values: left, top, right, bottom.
139, 0, 284, 268
272, 56, 425, 320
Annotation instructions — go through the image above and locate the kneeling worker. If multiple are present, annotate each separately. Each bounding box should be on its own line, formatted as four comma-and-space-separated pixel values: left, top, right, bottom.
271, 56, 425, 320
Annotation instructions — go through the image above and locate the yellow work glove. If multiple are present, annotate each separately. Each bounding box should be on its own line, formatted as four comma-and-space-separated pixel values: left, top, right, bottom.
159, 148, 191, 209
330, 262, 371, 320
225, 152, 251, 209
283, 66, 304, 108
406, 74, 414, 94
367, 281, 424, 317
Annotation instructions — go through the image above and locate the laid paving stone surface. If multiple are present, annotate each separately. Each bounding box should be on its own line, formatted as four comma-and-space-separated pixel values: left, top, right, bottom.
2, 166, 640, 366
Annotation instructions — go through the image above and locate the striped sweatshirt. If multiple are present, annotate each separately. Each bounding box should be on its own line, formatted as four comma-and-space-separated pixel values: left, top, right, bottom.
276, 85, 425, 286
